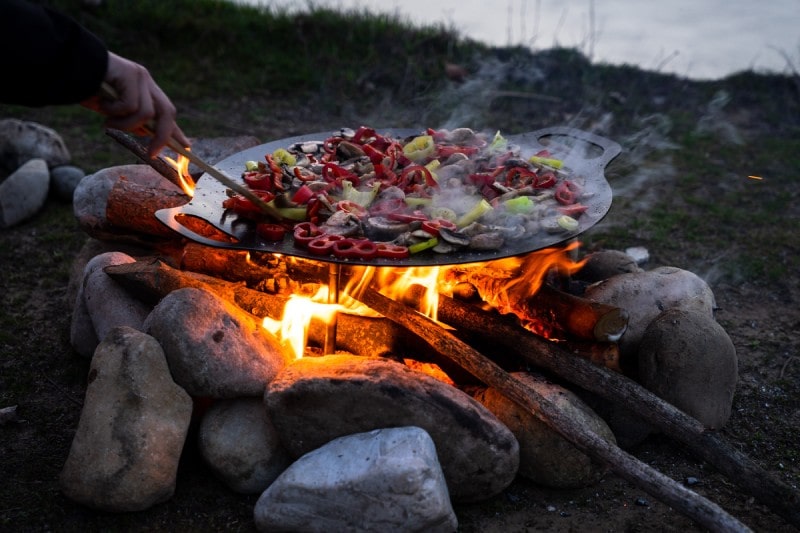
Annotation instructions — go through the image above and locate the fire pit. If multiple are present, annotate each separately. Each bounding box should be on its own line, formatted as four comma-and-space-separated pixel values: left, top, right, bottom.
61, 126, 800, 531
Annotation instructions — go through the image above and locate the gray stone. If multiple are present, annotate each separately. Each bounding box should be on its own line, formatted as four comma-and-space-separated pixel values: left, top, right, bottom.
144, 287, 292, 398
198, 398, 292, 494
253, 427, 458, 533
0, 119, 70, 174
574, 249, 643, 283
50, 165, 86, 201
0, 158, 50, 227
638, 308, 738, 429
60, 327, 193, 512
264, 354, 519, 502
81, 252, 152, 344
475, 373, 615, 488
583, 266, 716, 359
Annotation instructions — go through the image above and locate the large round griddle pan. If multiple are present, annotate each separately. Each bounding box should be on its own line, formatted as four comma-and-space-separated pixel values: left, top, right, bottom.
155, 126, 620, 266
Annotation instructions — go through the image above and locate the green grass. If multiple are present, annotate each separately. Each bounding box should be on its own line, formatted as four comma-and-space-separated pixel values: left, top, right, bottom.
50, 0, 483, 102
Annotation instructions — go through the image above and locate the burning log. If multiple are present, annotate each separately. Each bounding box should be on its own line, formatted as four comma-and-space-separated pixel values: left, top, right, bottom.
356, 286, 751, 532
102, 259, 435, 360
105, 176, 190, 239
447, 266, 628, 343
178, 243, 327, 290
422, 286, 800, 529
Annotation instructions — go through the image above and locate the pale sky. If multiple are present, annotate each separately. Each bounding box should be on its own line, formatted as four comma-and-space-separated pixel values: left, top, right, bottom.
241, 0, 800, 80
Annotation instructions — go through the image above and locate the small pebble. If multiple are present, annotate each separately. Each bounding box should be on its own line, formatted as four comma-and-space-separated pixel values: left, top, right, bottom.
685, 476, 701, 486
635, 497, 649, 507
547, 505, 557, 512
624, 246, 650, 265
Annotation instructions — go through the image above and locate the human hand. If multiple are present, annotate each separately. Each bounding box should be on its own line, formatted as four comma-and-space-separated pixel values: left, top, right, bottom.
82, 52, 190, 157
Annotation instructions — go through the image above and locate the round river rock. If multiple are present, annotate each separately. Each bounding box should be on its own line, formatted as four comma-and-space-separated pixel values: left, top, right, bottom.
638, 307, 738, 429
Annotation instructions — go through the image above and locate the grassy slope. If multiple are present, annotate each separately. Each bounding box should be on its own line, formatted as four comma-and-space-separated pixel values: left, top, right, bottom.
2, 1, 799, 531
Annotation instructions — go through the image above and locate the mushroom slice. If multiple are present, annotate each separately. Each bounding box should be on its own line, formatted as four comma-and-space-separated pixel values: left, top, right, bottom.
433, 241, 457, 254
469, 231, 505, 251
363, 216, 410, 242
438, 227, 471, 247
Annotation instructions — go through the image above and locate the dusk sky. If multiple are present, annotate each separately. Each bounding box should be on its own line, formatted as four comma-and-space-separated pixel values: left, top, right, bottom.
241, 0, 799, 80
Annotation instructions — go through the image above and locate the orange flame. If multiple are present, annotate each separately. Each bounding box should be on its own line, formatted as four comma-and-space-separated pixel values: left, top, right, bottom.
164, 153, 195, 196
262, 286, 344, 359
263, 242, 585, 357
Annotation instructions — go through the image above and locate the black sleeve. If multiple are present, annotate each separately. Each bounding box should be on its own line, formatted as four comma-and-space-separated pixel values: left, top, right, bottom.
0, 0, 109, 106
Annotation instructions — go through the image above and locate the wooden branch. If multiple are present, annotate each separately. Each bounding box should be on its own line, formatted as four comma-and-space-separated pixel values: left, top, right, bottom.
105, 128, 184, 188
426, 287, 800, 529
356, 286, 751, 533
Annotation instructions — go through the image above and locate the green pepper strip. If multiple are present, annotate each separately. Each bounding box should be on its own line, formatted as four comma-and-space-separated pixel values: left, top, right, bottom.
408, 237, 439, 254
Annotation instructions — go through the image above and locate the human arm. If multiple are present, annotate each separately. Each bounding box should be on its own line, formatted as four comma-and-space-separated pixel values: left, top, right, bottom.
0, 0, 189, 156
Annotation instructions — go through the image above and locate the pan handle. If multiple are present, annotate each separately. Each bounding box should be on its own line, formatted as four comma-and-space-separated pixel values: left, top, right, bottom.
527, 126, 622, 169
154, 205, 243, 249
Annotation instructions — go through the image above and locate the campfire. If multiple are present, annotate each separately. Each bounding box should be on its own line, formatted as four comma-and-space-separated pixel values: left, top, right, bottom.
61, 129, 800, 531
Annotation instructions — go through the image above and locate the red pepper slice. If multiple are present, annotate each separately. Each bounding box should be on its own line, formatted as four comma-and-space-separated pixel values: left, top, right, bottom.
436, 144, 480, 159
532, 172, 557, 189
256, 223, 287, 242
558, 203, 589, 217
555, 180, 581, 205
362, 143, 386, 166
351, 126, 377, 144
242, 171, 273, 190
375, 243, 410, 259
293, 166, 318, 182
221, 190, 275, 218
331, 238, 378, 260
293, 222, 323, 248
399, 165, 437, 191
322, 163, 359, 186
387, 210, 428, 223
291, 184, 315, 205
421, 218, 457, 237
505, 166, 537, 187
335, 200, 369, 219
307, 234, 345, 256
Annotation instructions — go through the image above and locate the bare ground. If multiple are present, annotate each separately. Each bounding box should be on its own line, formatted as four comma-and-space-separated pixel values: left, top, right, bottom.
2, 57, 799, 532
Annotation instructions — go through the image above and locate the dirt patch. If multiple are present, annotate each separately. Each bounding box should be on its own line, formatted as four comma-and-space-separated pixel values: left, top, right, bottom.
2, 57, 799, 531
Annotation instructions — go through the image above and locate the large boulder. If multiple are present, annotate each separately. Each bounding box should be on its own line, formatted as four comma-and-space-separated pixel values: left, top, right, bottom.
254, 427, 458, 533
584, 266, 716, 360
638, 307, 738, 429
144, 287, 293, 398
60, 327, 192, 511
0, 119, 70, 174
264, 354, 519, 502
